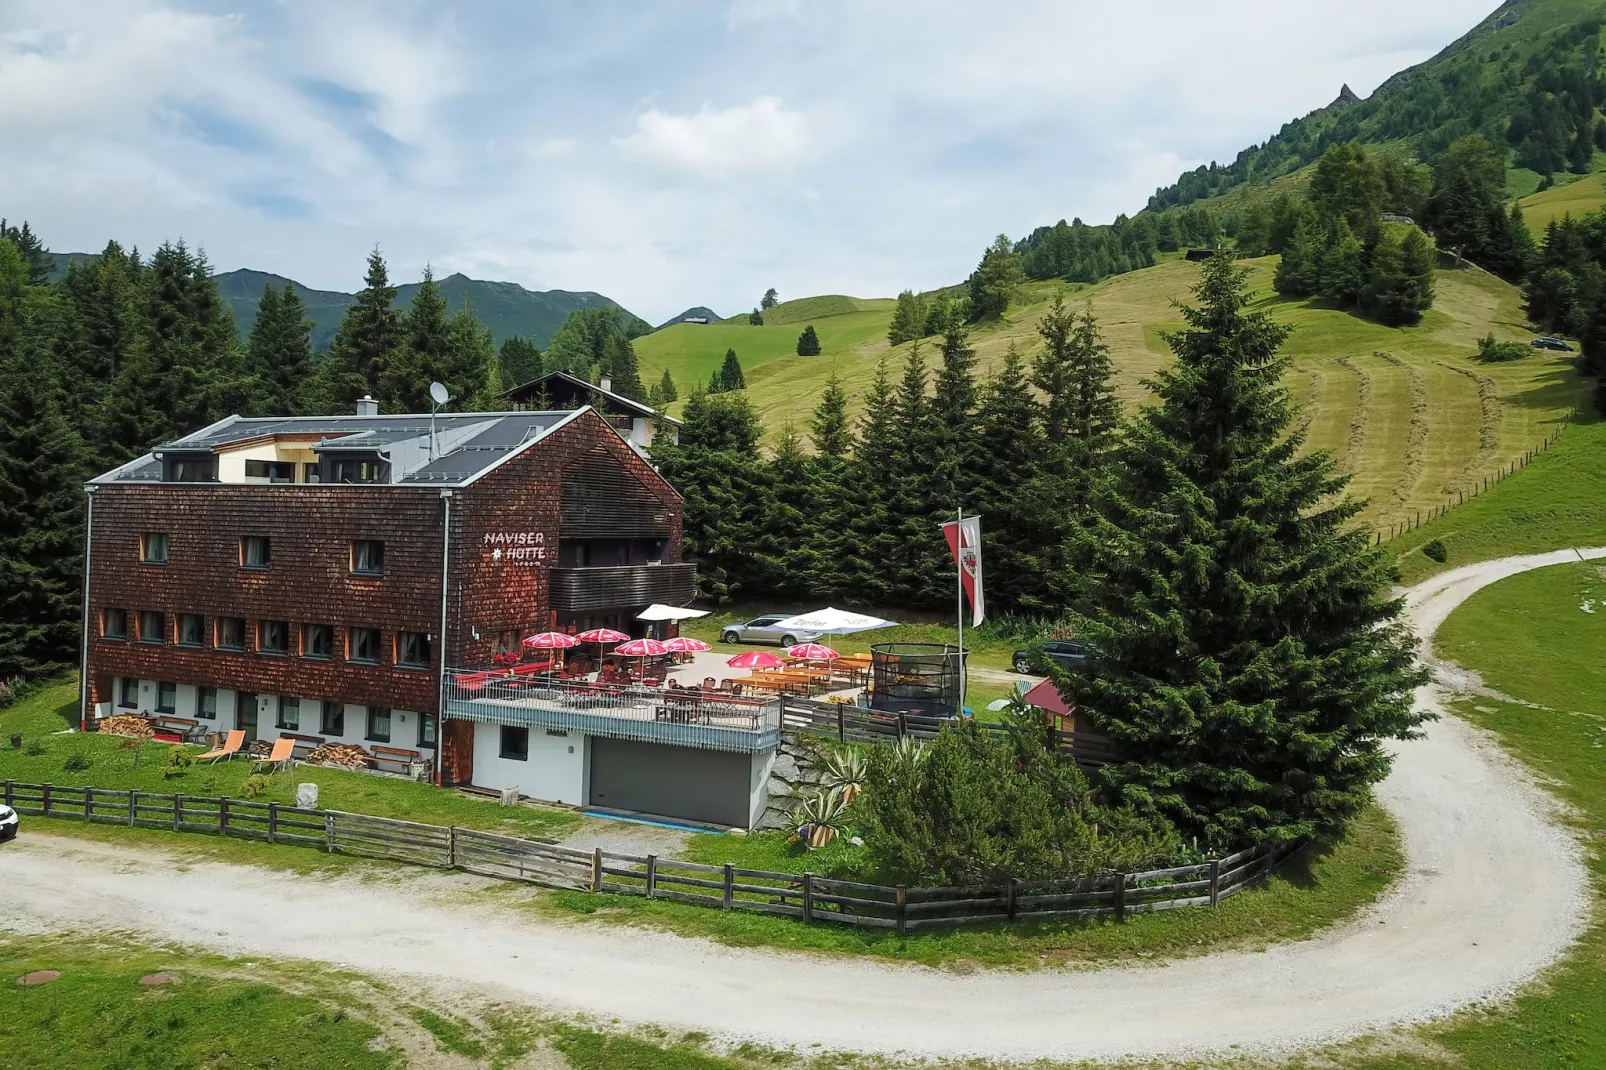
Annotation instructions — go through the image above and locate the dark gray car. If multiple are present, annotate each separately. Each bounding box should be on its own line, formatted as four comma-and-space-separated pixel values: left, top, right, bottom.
1013, 639, 1088, 675
719, 614, 825, 647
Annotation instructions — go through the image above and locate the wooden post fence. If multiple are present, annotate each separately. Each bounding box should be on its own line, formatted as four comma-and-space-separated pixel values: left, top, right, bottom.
722, 863, 734, 909
1209, 859, 1222, 908
896, 885, 907, 935
1114, 871, 1127, 923
591, 847, 603, 893
645, 855, 658, 899
802, 873, 814, 923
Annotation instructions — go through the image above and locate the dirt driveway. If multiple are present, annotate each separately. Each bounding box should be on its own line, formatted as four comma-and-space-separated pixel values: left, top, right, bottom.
2, 549, 1598, 1064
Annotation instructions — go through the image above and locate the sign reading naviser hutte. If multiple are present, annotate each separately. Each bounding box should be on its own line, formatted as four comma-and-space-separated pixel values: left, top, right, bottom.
483, 530, 547, 565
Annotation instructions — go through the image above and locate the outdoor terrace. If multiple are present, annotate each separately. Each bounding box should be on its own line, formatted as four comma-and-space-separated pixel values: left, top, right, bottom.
443, 669, 783, 753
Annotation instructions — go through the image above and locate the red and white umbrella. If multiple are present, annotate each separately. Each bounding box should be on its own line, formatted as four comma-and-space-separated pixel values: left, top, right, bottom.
575, 628, 630, 644
615, 638, 669, 657
664, 636, 712, 653
523, 631, 580, 649
786, 643, 840, 661
727, 650, 785, 670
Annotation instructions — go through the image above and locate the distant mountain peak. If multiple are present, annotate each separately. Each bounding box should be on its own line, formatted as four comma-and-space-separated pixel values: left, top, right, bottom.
1332, 83, 1361, 108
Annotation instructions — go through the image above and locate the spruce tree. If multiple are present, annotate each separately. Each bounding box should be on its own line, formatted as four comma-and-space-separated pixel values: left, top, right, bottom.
928, 322, 982, 558
923, 291, 954, 337
1067, 253, 1427, 848
325, 249, 401, 410
967, 234, 1025, 319
795, 325, 821, 356
809, 371, 852, 459
498, 336, 542, 389
246, 283, 314, 415
718, 347, 745, 390
655, 368, 678, 405
384, 266, 451, 411
0, 219, 52, 285
847, 360, 901, 603
807, 371, 857, 599
761, 287, 780, 310
972, 345, 1049, 614
887, 343, 943, 605
1319, 218, 1366, 306
1273, 213, 1325, 297
887, 289, 926, 345
603, 333, 646, 401
1359, 226, 1436, 327
762, 424, 820, 598
707, 367, 724, 394
446, 302, 500, 408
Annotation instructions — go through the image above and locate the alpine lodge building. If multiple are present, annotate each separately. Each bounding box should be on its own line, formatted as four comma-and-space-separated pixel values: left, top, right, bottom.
79, 401, 780, 828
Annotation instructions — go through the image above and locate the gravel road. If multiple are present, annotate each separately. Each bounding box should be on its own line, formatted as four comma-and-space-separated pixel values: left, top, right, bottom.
4, 549, 1600, 1063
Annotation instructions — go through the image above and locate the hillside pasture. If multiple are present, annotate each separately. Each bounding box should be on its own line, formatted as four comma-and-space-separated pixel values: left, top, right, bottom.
689, 256, 1585, 534
1517, 169, 1606, 230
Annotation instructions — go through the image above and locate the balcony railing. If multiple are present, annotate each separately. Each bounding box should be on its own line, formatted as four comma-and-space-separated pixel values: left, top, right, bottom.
443, 669, 780, 753
548, 563, 696, 613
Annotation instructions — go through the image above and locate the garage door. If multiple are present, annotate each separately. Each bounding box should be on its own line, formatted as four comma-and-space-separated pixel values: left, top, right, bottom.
588, 738, 750, 828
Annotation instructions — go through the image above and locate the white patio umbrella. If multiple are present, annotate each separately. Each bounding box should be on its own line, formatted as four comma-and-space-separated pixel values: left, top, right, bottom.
770, 607, 898, 635
636, 604, 710, 621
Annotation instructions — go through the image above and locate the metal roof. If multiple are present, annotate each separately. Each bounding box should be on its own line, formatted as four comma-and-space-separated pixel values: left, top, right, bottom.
499, 371, 682, 426
89, 409, 590, 488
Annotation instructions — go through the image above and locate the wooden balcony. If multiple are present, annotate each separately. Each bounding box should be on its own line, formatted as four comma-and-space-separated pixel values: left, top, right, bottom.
548, 563, 696, 613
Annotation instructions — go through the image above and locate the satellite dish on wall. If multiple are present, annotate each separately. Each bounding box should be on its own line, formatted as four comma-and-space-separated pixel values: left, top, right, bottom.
429, 381, 451, 407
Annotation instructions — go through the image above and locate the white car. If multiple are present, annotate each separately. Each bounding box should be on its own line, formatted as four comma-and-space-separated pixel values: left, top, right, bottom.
0, 803, 17, 843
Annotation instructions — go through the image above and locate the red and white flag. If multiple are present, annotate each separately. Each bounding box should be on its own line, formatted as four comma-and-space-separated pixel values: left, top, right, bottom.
941, 516, 985, 626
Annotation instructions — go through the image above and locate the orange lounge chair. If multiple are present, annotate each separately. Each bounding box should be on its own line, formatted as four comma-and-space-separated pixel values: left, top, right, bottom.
254, 736, 295, 774
198, 729, 245, 764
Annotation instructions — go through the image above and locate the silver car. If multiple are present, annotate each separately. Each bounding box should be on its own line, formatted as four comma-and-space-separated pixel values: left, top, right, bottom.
719, 614, 824, 647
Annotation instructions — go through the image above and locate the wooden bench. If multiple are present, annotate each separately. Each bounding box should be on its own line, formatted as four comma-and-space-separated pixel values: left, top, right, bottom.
281, 732, 326, 758
154, 715, 204, 742
370, 745, 422, 774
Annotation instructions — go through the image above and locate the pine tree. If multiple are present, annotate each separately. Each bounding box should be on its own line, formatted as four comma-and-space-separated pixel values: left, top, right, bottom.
971, 345, 1048, 614
924, 290, 955, 336
383, 266, 451, 412
1067, 253, 1427, 848
719, 348, 746, 390
655, 368, 678, 406
246, 283, 314, 415
446, 302, 500, 409
325, 249, 401, 410
928, 322, 981, 537
807, 371, 857, 600
1319, 218, 1366, 306
707, 367, 724, 394
1273, 213, 1325, 297
0, 241, 86, 678
1359, 226, 1436, 327
887, 289, 926, 345
761, 287, 780, 310
967, 234, 1025, 320
762, 424, 820, 598
809, 371, 852, 459
795, 325, 821, 357
0, 219, 52, 285
847, 360, 902, 603
498, 336, 542, 390
887, 343, 942, 605
603, 333, 646, 401
748, 309, 764, 326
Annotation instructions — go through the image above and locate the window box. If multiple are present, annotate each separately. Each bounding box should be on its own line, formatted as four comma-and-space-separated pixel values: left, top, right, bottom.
198, 686, 218, 721
365, 706, 391, 743
350, 540, 385, 576
137, 610, 165, 644
101, 608, 127, 640
258, 620, 289, 655
320, 700, 344, 736
276, 696, 300, 731
240, 536, 271, 569
499, 725, 528, 761
348, 627, 380, 664
303, 623, 333, 659
156, 681, 176, 714
140, 533, 168, 564
177, 614, 204, 647
396, 631, 431, 669
217, 617, 246, 651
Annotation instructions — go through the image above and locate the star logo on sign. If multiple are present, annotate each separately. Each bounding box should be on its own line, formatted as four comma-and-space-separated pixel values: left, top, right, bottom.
492, 548, 503, 563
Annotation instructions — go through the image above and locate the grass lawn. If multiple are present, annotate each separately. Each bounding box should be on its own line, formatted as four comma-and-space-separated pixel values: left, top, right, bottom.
0, 933, 396, 1069
1518, 170, 1606, 230
1389, 415, 1606, 584
520, 804, 1401, 970
1330, 561, 1606, 1069
0, 679, 581, 842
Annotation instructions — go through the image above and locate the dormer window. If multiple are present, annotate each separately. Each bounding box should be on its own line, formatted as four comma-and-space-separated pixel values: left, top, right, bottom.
330, 457, 388, 484
163, 454, 216, 482
244, 460, 296, 483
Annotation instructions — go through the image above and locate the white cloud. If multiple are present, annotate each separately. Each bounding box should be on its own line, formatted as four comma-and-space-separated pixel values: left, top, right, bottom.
532, 137, 576, 157
615, 97, 809, 181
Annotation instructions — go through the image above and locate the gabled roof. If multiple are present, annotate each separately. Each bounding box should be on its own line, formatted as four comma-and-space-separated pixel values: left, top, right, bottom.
89, 409, 594, 488
499, 370, 682, 426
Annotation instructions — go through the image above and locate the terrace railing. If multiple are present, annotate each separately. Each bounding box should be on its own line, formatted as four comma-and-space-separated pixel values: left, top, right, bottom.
3, 779, 1295, 931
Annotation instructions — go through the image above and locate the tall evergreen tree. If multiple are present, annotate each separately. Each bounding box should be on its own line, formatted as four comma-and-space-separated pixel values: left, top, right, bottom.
810, 371, 852, 460
0, 219, 51, 285
718, 347, 746, 390
324, 249, 401, 411
654, 368, 678, 406
847, 360, 902, 603
795, 325, 821, 357
384, 266, 451, 411
1273, 213, 1325, 297
1066, 253, 1427, 848
446, 301, 501, 409
967, 234, 1025, 320
761, 287, 780, 310
246, 283, 314, 415
928, 322, 982, 542
807, 371, 857, 599
923, 290, 955, 337
971, 345, 1049, 614
1359, 226, 1437, 327
60, 241, 142, 428
761, 424, 820, 598
602, 332, 646, 401
887, 343, 942, 604
498, 336, 542, 389
887, 289, 926, 345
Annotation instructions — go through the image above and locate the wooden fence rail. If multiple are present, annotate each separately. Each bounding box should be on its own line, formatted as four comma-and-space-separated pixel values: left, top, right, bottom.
2, 779, 1293, 931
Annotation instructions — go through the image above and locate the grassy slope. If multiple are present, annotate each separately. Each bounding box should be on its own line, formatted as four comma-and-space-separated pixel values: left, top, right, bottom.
1352, 561, 1606, 1069
689, 255, 1585, 534
1389, 416, 1606, 583
1518, 168, 1606, 231
0, 682, 581, 841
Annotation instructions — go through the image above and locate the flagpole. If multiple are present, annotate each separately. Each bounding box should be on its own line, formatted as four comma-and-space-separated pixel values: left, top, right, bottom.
955, 505, 965, 716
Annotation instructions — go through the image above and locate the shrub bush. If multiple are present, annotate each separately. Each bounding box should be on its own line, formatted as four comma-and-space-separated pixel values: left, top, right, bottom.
855, 709, 1177, 885
63, 750, 92, 772
24, 738, 46, 756
1422, 538, 1448, 563
162, 744, 194, 778
240, 774, 269, 799
1477, 334, 1529, 363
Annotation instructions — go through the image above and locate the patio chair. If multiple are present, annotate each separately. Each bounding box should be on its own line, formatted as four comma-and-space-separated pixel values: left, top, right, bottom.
702, 676, 718, 691
197, 729, 245, 764
254, 736, 295, 775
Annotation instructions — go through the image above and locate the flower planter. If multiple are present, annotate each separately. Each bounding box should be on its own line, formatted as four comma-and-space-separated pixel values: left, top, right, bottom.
8, 733, 21, 750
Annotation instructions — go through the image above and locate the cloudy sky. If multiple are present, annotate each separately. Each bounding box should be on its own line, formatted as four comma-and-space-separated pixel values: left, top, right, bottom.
1, 0, 1497, 323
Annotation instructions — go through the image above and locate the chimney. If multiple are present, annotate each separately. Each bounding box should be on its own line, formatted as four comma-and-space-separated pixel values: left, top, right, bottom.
599, 375, 612, 392
355, 395, 379, 417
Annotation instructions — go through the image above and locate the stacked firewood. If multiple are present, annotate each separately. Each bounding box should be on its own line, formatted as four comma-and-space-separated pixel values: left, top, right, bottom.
305, 742, 371, 770
99, 714, 156, 739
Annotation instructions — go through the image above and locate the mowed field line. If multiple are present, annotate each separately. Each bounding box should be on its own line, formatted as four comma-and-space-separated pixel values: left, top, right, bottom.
1298, 359, 1362, 476
1413, 358, 1485, 499
1344, 353, 1413, 521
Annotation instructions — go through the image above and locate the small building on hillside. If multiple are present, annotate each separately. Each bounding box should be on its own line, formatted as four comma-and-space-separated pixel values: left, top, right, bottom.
1185, 248, 1219, 263
499, 370, 680, 447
